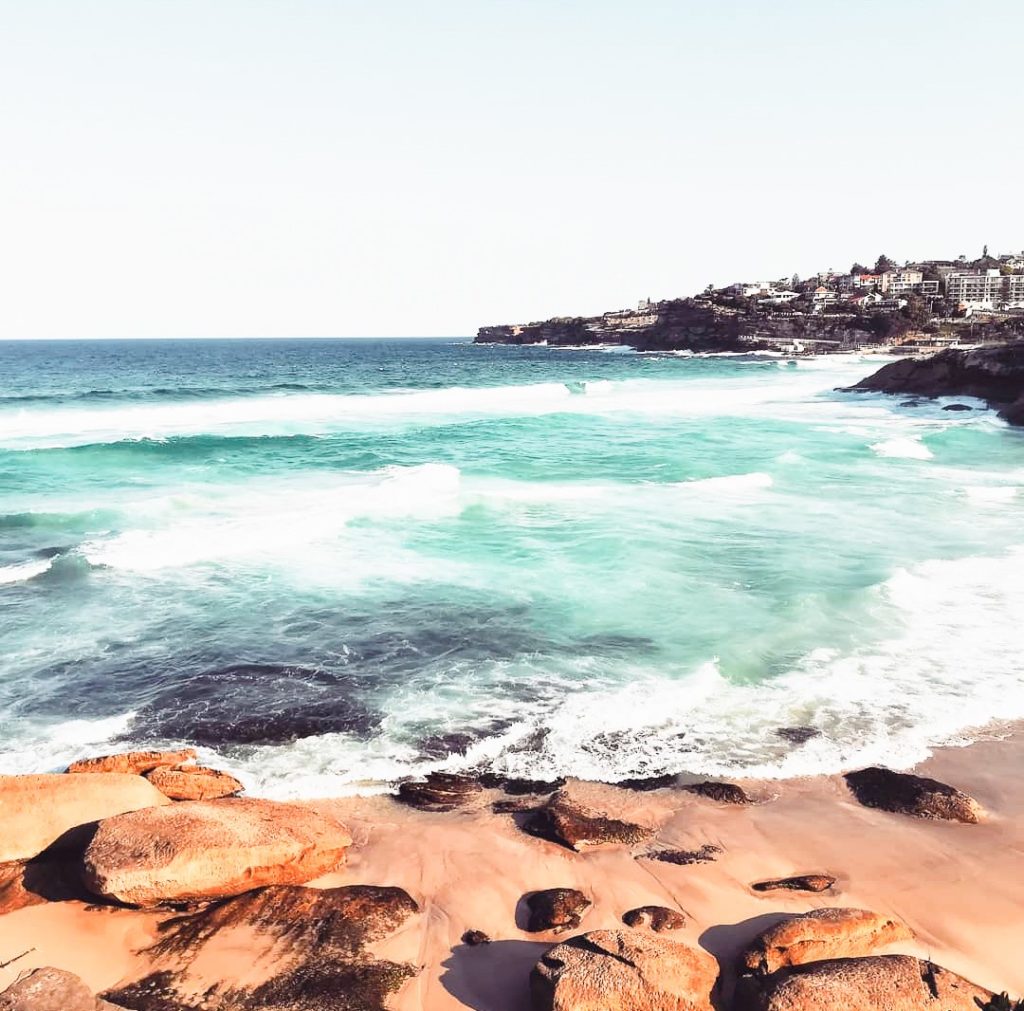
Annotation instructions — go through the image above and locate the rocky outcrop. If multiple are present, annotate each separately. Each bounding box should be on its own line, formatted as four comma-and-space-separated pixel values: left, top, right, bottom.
623, 905, 686, 932
844, 767, 982, 823
525, 790, 652, 850
144, 765, 243, 801
740, 907, 914, 975
0, 968, 120, 1011
751, 874, 836, 894
643, 844, 722, 865
66, 748, 197, 776
747, 955, 991, 1011
396, 772, 482, 812
682, 781, 751, 804
524, 888, 591, 933
848, 342, 1024, 425
462, 929, 492, 945
81, 797, 352, 905
531, 929, 718, 1011
104, 884, 419, 1011
0, 773, 170, 863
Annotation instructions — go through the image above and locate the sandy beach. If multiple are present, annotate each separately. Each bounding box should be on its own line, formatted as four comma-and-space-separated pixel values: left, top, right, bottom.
2, 724, 1022, 1009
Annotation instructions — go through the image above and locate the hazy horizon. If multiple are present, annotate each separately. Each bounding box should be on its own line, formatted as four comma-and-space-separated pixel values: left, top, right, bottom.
3, 0, 1023, 340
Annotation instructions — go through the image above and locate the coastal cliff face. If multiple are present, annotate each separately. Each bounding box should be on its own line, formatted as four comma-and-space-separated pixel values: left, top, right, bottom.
476, 298, 876, 353
850, 341, 1024, 425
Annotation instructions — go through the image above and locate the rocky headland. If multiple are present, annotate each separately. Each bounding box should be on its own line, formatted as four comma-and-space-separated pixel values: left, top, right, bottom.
848, 341, 1024, 425
2, 734, 1024, 1010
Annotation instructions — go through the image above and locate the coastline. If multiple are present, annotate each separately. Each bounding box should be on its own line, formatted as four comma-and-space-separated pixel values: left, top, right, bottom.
3, 724, 1023, 1008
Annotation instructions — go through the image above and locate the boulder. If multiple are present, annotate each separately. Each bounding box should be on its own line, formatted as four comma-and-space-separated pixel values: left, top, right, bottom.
741, 907, 914, 975
396, 772, 482, 812
462, 929, 492, 945
144, 765, 243, 801
623, 905, 686, 931
0, 773, 171, 863
81, 797, 352, 905
66, 748, 197, 775
749, 954, 991, 1011
751, 874, 836, 894
526, 790, 652, 850
524, 888, 591, 933
531, 929, 718, 1011
643, 844, 721, 865
0, 967, 120, 1011
681, 781, 751, 804
844, 767, 982, 823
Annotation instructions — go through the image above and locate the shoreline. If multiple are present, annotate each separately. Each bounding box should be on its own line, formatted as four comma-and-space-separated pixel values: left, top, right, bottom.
3, 725, 1023, 1008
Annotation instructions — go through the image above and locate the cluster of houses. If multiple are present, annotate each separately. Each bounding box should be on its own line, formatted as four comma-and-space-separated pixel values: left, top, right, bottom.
726, 250, 1024, 316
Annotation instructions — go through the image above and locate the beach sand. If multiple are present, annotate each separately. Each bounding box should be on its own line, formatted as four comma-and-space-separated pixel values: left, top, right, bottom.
2, 726, 1023, 1008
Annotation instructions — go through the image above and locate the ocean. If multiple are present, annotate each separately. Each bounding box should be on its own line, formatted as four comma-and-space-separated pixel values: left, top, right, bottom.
1, 338, 1022, 798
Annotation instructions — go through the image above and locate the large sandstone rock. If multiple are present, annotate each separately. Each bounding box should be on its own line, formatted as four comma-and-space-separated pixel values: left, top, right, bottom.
524, 888, 591, 933
67, 748, 197, 775
531, 929, 718, 1011
749, 955, 991, 1011
741, 907, 914, 975
144, 764, 243, 801
526, 789, 652, 850
844, 767, 982, 823
0, 967, 119, 1011
81, 797, 353, 905
0, 773, 171, 863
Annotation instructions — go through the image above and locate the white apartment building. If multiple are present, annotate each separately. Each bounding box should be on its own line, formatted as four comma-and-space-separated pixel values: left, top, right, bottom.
945, 269, 1024, 308
880, 269, 923, 293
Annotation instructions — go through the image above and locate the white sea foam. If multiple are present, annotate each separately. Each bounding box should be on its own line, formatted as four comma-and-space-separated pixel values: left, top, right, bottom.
0, 557, 52, 585
870, 436, 934, 460
0, 711, 137, 775
964, 485, 1018, 504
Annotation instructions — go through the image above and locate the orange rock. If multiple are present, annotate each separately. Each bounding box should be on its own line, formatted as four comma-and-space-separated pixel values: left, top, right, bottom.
750, 955, 991, 1011
66, 748, 197, 776
82, 797, 353, 906
0, 773, 171, 863
0, 967, 120, 1010
144, 765, 243, 801
741, 908, 914, 975
531, 929, 718, 1011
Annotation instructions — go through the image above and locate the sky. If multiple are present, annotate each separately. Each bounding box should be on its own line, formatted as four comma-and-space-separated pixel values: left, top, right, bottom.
2, 0, 1023, 340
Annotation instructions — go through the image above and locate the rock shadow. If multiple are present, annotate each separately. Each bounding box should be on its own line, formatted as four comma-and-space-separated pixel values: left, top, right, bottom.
439, 940, 552, 1011
699, 913, 797, 1009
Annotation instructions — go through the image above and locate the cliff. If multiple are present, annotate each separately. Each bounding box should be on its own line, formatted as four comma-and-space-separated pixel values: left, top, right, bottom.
848, 342, 1024, 425
476, 298, 879, 353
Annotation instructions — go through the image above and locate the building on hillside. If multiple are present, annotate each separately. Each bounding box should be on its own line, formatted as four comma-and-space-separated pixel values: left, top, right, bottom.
761, 290, 800, 304
945, 270, 1024, 309
810, 287, 840, 311
848, 291, 883, 309
880, 269, 922, 293
852, 273, 882, 289
731, 281, 775, 298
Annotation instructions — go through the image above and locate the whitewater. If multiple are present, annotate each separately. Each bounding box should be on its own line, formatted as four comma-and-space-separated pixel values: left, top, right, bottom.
1, 337, 1022, 799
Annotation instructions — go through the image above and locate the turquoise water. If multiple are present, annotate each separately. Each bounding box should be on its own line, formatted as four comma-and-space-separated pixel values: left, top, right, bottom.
1, 338, 1023, 797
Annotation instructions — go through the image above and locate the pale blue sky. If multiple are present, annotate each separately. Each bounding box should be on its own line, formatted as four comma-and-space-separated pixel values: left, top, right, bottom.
2, 0, 1022, 338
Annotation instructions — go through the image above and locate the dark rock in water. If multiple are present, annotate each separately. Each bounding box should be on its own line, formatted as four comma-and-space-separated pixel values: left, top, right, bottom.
681, 780, 751, 804
943, 403, 974, 411
524, 887, 591, 933
751, 874, 836, 893
418, 733, 478, 759
103, 884, 420, 1011
846, 342, 1024, 425
622, 905, 686, 932
525, 791, 652, 850
775, 726, 821, 746
614, 773, 679, 792
642, 844, 722, 865
396, 772, 483, 812
477, 773, 566, 796
0, 967, 120, 1011
462, 929, 491, 946
844, 767, 982, 823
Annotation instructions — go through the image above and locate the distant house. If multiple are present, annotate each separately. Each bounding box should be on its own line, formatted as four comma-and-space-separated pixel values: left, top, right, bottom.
761, 290, 800, 304
852, 273, 882, 289
945, 269, 1024, 310
810, 286, 840, 311
880, 269, 923, 294
848, 291, 883, 309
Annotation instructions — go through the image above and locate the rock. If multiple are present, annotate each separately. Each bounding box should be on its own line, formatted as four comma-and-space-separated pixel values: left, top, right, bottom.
81, 797, 352, 905
0, 967, 120, 1011
775, 727, 820, 745
943, 403, 974, 411
751, 874, 836, 894
847, 342, 1024, 425
524, 888, 592, 933
531, 929, 718, 1011
462, 929, 492, 945
748, 954, 991, 1011
144, 765, 243, 801
741, 907, 914, 974
623, 905, 686, 931
396, 772, 482, 811
525, 790, 652, 850
844, 767, 982, 823
681, 781, 751, 804
0, 773, 171, 863
643, 844, 721, 865
0, 855, 91, 913
103, 884, 419, 1011
614, 774, 679, 792
66, 748, 197, 775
